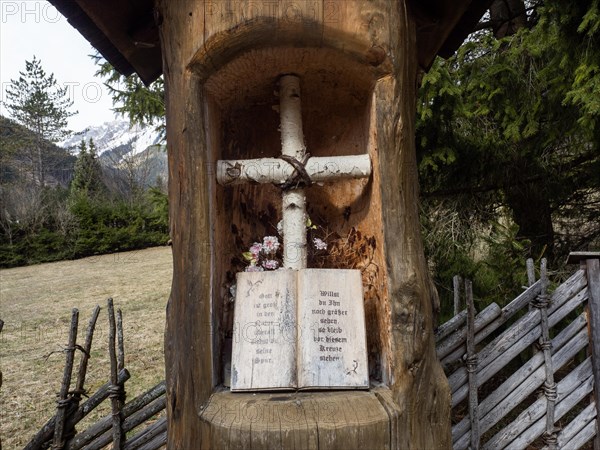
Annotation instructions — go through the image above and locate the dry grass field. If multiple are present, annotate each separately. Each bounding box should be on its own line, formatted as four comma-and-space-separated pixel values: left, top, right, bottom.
0, 246, 172, 449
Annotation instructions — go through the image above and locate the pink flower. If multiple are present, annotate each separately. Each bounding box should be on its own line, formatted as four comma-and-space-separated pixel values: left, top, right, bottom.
249, 242, 262, 258
313, 237, 327, 250
262, 259, 279, 270
262, 236, 280, 254
245, 263, 264, 272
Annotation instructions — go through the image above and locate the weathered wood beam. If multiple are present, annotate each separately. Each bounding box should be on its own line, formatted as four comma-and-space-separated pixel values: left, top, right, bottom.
526, 258, 536, 286
452, 313, 588, 448
453, 274, 462, 315
449, 275, 588, 405
26, 369, 131, 450
82, 396, 167, 450
135, 430, 167, 450
483, 358, 594, 449
0, 319, 3, 390
555, 402, 596, 449
465, 280, 480, 450
74, 305, 100, 400
436, 302, 501, 360
536, 260, 558, 449
216, 155, 372, 186
441, 279, 542, 367
67, 381, 165, 450
584, 257, 600, 450
435, 309, 467, 343
279, 75, 307, 270
107, 298, 125, 449
566, 251, 600, 449
124, 416, 167, 450
501, 372, 594, 449
566, 251, 600, 266
53, 308, 79, 449
117, 308, 125, 371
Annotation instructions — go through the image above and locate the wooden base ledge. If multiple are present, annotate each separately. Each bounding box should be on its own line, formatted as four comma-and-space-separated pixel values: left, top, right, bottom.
199, 387, 401, 449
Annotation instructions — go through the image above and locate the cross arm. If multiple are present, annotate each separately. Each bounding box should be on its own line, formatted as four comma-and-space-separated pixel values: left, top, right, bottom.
216, 155, 371, 186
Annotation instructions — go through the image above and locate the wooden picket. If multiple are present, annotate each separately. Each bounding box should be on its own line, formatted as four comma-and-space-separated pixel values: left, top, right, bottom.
437, 253, 600, 450
24, 299, 167, 450
25, 252, 599, 450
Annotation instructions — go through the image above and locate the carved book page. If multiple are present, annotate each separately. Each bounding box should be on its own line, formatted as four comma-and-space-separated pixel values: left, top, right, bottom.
230, 270, 297, 391
296, 269, 369, 389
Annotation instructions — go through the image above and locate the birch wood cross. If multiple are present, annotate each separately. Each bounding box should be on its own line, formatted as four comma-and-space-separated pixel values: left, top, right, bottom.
216, 75, 372, 270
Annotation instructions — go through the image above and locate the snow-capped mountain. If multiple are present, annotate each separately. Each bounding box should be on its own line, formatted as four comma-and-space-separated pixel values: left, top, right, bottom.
61, 120, 168, 188
61, 120, 164, 157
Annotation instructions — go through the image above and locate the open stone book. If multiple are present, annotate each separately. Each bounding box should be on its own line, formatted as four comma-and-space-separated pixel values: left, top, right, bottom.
230, 268, 369, 391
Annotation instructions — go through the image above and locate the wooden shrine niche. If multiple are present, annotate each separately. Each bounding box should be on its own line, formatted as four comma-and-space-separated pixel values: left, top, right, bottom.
46, 0, 492, 446
218, 74, 371, 391
205, 49, 390, 389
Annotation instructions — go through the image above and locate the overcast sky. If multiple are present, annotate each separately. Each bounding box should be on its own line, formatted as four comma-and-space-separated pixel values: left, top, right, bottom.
1, 1, 117, 131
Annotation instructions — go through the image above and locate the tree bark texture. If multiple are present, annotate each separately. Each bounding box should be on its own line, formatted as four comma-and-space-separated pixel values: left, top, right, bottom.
157, 1, 451, 448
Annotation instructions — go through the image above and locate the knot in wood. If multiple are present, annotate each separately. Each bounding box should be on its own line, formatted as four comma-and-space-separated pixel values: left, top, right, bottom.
277, 154, 312, 190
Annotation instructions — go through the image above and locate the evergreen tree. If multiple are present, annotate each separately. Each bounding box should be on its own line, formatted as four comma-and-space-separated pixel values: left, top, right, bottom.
417, 0, 600, 262
4, 57, 76, 185
92, 53, 165, 135
71, 138, 105, 198
416, 0, 600, 315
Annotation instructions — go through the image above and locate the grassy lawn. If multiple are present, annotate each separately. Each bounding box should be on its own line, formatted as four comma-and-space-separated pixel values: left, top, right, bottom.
0, 246, 172, 449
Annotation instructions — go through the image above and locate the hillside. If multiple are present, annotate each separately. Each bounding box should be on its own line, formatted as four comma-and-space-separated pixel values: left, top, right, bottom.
0, 115, 76, 188
0, 116, 170, 268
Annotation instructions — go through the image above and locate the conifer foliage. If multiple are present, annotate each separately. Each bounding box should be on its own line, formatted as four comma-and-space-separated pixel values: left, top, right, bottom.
0, 55, 170, 268
418, 0, 600, 316
70, 139, 105, 198
5, 56, 76, 185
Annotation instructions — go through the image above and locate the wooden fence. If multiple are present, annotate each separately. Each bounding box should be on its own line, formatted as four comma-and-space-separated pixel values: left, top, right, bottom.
436, 253, 600, 449
25, 299, 167, 450
22, 253, 599, 449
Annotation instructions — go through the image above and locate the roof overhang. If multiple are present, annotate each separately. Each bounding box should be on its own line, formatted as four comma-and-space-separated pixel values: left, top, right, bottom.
49, 0, 492, 85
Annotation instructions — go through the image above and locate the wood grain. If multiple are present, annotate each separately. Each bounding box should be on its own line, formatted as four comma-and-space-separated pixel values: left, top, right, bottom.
483, 358, 593, 449
199, 389, 391, 449
452, 313, 588, 448
156, 0, 451, 446
585, 257, 600, 450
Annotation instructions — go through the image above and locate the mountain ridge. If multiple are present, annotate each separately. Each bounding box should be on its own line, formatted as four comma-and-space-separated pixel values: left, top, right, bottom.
61, 120, 164, 158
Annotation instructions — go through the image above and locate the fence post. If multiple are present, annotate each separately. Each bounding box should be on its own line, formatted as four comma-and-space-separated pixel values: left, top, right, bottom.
588, 258, 600, 450
534, 259, 558, 449
527, 258, 536, 316
0, 319, 3, 390
526, 258, 536, 287
465, 279, 480, 450
107, 299, 125, 449
453, 275, 463, 316
53, 309, 79, 449
568, 251, 600, 450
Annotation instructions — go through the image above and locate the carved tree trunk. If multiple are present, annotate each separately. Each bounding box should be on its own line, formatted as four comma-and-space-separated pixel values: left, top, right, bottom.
157, 1, 450, 448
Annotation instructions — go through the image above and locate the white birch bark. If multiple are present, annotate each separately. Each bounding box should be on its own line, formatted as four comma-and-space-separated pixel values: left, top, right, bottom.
216, 155, 371, 185
279, 75, 307, 270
